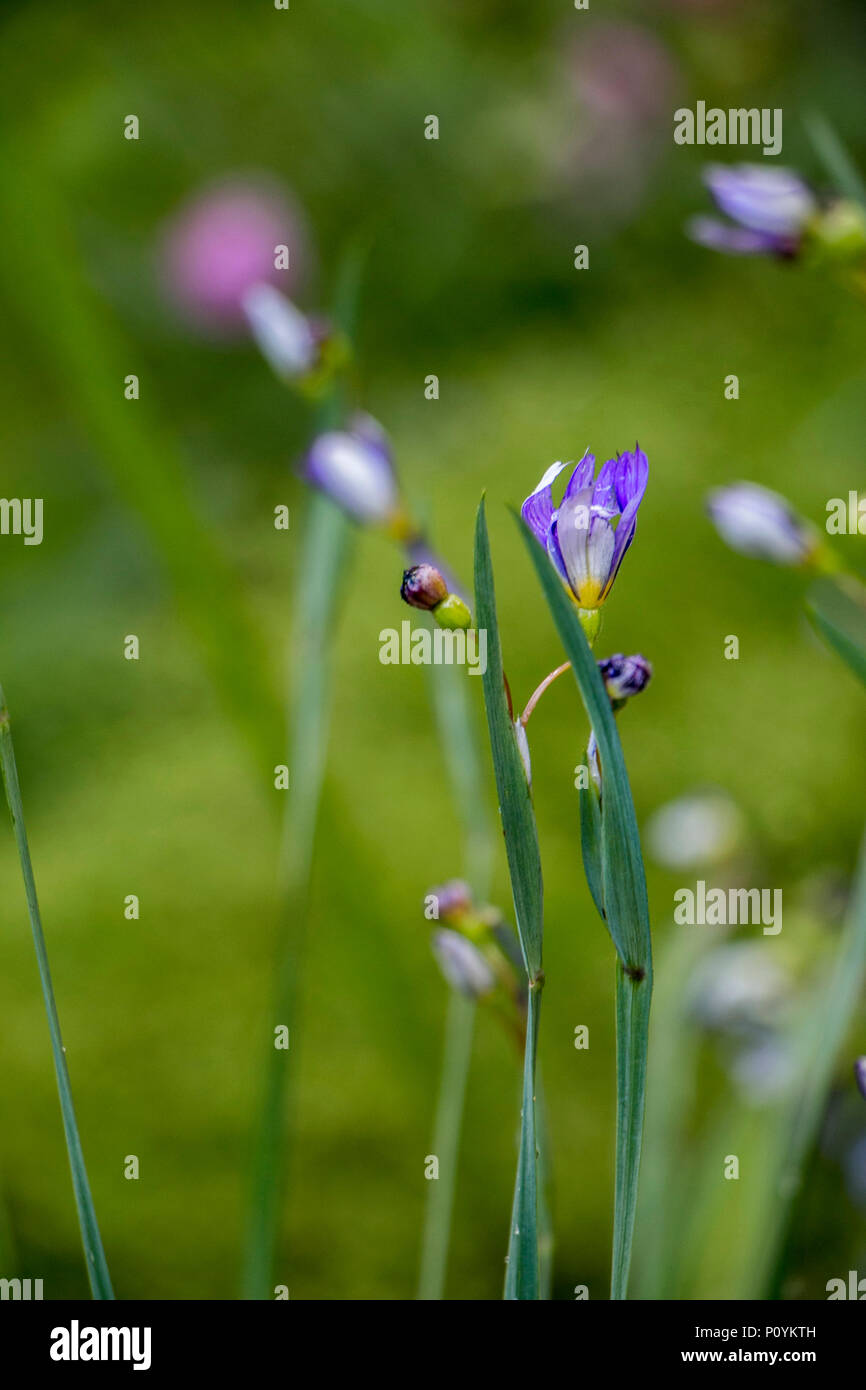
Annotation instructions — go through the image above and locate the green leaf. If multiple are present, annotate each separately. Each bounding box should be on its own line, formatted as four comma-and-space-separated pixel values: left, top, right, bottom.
517, 513, 652, 1301
504, 987, 541, 1301
516, 515, 650, 974
474, 499, 544, 1299
805, 111, 866, 211
807, 576, 866, 687
0, 690, 113, 1299
474, 501, 543, 982
579, 771, 605, 921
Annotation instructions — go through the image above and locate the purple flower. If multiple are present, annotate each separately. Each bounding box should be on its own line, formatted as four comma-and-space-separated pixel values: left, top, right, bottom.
159, 176, 308, 332
688, 165, 817, 258
521, 446, 648, 609
303, 413, 400, 526
855, 1057, 866, 1102
598, 653, 653, 700
706, 482, 818, 565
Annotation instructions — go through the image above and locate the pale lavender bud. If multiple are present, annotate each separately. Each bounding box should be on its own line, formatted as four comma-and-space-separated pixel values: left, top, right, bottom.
856, 1057, 866, 1101
303, 416, 398, 525
706, 482, 818, 566
241, 284, 318, 379
431, 929, 495, 998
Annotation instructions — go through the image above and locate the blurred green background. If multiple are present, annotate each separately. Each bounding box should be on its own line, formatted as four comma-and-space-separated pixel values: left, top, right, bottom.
0, 0, 864, 1300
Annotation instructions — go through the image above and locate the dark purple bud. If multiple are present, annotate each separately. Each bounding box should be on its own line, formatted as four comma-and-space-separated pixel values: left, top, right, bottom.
401, 563, 449, 611
598, 653, 653, 700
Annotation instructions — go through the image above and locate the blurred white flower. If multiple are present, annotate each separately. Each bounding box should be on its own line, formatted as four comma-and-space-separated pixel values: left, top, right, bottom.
646, 790, 744, 870
431, 930, 495, 998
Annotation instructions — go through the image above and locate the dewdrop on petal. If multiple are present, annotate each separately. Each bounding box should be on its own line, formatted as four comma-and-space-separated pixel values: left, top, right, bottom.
431, 929, 496, 998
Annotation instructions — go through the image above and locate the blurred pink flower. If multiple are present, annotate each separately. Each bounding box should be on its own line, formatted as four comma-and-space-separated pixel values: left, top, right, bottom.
563, 21, 681, 219
159, 176, 309, 334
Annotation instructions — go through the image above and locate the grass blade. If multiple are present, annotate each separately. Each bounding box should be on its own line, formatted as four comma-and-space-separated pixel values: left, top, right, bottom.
505, 988, 541, 1300
474, 502, 543, 982
0, 688, 113, 1299
516, 513, 652, 1301
807, 576, 866, 687
474, 499, 544, 1299
805, 111, 866, 211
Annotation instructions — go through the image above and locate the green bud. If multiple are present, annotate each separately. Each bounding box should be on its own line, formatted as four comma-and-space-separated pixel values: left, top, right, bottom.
433, 594, 473, 630
809, 200, 866, 261
578, 608, 602, 647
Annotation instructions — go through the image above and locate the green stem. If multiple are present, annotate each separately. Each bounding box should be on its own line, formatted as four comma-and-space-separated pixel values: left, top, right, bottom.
241, 251, 362, 1300
504, 980, 543, 1300
0, 689, 113, 1299
416, 990, 476, 1299
611, 963, 652, 1300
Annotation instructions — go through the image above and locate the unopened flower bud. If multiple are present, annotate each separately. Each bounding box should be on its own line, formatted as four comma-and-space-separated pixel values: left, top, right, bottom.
241, 283, 318, 378
856, 1056, 866, 1102
598, 653, 653, 701
431, 929, 495, 998
401, 564, 449, 611
303, 416, 398, 525
433, 594, 473, 630
706, 482, 818, 566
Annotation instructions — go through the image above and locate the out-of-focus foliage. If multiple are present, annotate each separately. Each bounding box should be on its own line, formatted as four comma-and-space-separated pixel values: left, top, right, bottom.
0, 0, 864, 1298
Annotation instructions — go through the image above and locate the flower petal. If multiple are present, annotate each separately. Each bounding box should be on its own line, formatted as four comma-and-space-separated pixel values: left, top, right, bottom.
521, 460, 569, 547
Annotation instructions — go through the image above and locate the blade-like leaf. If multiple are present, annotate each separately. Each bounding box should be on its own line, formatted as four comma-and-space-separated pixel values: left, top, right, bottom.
0, 689, 113, 1299
517, 513, 652, 1301
805, 111, 866, 211
504, 988, 541, 1301
517, 515, 650, 975
579, 772, 605, 921
474, 501, 543, 982
474, 499, 544, 1299
807, 576, 866, 687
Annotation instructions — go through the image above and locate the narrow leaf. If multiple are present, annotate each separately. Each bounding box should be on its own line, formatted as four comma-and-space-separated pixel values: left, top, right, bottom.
805, 111, 866, 211
474, 501, 543, 981
0, 690, 113, 1299
579, 773, 605, 920
807, 576, 866, 687
517, 514, 650, 973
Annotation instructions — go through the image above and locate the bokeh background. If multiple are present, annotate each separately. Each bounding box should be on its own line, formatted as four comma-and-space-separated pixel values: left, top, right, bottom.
0, 0, 864, 1300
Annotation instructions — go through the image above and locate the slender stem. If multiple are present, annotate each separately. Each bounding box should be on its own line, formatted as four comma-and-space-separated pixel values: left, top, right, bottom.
416, 990, 476, 1299
0, 689, 113, 1299
611, 963, 652, 1300
241, 250, 362, 1300
504, 980, 543, 1300
520, 662, 571, 727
